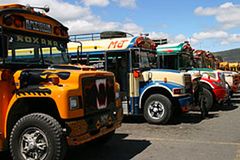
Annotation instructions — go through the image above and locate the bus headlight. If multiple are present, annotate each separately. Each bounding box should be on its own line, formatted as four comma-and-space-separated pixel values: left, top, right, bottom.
69, 96, 80, 110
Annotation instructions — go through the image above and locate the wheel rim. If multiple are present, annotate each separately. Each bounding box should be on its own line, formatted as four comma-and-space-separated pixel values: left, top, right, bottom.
20, 127, 49, 160
147, 101, 165, 120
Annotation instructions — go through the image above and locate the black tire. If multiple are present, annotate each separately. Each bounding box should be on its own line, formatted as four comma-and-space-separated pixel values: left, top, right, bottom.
202, 88, 214, 110
144, 94, 172, 124
10, 113, 66, 160
199, 94, 209, 118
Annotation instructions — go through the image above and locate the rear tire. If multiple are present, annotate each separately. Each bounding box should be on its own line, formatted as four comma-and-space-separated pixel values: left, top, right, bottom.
144, 94, 172, 124
10, 113, 66, 160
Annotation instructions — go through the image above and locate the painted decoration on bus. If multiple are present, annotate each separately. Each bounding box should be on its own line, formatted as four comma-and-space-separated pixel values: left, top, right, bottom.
11, 34, 60, 47
108, 39, 129, 49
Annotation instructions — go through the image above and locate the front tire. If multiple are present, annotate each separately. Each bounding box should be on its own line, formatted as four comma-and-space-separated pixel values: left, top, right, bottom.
202, 88, 214, 110
144, 94, 172, 124
10, 113, 66, 160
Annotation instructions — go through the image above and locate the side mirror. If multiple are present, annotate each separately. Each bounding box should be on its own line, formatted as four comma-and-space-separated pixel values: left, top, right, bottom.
0, 35, 8, 58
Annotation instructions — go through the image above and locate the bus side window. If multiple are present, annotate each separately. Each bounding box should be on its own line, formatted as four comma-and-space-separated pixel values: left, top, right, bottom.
108, 57, 117, 74
0, 36, 8, 59
132, 52, 140, 68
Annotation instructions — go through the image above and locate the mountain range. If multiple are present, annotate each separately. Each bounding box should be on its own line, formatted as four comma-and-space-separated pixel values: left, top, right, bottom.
213, 48, 240, 62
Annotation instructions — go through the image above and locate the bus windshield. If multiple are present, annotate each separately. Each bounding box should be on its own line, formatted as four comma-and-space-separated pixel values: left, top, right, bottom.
179, 52, 192, 69
2, 35, 69, 65
132, 50, 150, 69
157, 52, 193, 70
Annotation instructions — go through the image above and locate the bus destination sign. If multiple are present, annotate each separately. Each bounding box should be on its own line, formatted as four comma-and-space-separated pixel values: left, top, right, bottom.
25, 19, 52, 33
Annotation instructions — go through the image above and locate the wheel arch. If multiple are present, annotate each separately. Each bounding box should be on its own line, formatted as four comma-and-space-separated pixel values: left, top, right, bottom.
200, 81, 216, 102
200, 80, 214, 89
139, 86, 173, 109
5, 97, 62, 140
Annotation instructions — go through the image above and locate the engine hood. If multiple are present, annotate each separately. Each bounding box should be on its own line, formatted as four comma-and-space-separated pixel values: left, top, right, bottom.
13, 64, 114, 90
141, 69, 190, 86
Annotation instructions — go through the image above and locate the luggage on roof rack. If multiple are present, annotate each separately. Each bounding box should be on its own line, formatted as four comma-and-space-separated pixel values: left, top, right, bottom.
100, 31, 129, 39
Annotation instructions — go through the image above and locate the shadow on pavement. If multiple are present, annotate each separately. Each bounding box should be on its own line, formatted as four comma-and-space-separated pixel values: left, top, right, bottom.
219, 103, 239, 111
211, 102, 239, 111
0, 134, 151, 160
230, 99, 240, 104
122, 115, 146, 124
170, 112, 219, 125
65, 133, 151, 160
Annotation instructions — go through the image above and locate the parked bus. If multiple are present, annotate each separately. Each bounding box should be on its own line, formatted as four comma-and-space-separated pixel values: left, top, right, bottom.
193, 50, 216, 69
69, 31, 192, 124
0, 4, 122, 160
156, 42, 228, 109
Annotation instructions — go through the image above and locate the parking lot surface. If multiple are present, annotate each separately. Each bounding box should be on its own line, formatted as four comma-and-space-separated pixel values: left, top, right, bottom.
1, 92, 240, 160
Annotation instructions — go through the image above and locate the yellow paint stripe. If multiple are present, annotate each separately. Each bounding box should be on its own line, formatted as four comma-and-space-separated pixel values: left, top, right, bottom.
8, 48, 61, 56
68, 46, 103, 51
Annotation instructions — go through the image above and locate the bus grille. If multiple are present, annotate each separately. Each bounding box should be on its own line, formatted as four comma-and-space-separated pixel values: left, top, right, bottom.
184, 74, 192, 94
82, 76, 115, 115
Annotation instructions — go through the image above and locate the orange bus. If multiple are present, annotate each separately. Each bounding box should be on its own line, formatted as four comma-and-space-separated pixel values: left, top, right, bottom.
0, 4, 122, 160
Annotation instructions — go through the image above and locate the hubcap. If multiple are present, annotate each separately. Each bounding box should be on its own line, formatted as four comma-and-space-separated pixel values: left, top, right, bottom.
148, 101, 165, 120
20, 127, 48, 160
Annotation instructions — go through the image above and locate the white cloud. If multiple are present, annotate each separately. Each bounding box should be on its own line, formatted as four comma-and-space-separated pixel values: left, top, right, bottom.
190, 30, 229, 46
149, 32, 169, 40
122, 23, 143, 34
221, 33, 240, 45
0, 0, 91, 22
192, 31, 228, 40
149, 32, 188, 44
0, 0, 142, 35
220, 2, 234, 8
174, 34, 187, 42
194, 2, 240, 29
113, 0, 136, 8
149, 30, 240, 51
81, 0, 109, 7
189, 30, 240, 48
66, 20, 120, 34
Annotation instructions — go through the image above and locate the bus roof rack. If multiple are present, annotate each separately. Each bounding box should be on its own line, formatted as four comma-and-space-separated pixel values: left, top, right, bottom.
100, 31, 133, 39
70, 31, 134, 42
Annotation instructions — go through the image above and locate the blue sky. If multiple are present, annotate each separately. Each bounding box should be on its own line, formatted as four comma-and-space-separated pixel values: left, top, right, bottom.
1, 0, 240, 52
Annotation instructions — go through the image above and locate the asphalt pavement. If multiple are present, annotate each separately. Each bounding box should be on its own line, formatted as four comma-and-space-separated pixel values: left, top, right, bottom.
1, 92, 240, 160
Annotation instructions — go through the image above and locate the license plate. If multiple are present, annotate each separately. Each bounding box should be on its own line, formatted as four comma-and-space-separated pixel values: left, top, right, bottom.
26, 19, 52, 33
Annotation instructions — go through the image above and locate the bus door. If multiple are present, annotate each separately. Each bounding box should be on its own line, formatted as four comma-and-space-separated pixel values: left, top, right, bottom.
69, 42, 82, 64
128, 48, 142, 114
0, 35, 15, 138
105, 51, 131, 114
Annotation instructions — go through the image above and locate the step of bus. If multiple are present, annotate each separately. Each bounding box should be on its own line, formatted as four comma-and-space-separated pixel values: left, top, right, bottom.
122, 101, 129, 115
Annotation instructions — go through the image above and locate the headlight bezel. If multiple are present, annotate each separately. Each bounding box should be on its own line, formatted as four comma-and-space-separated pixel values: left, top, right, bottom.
69, 96, 80, 110
172, 88, 186, 94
